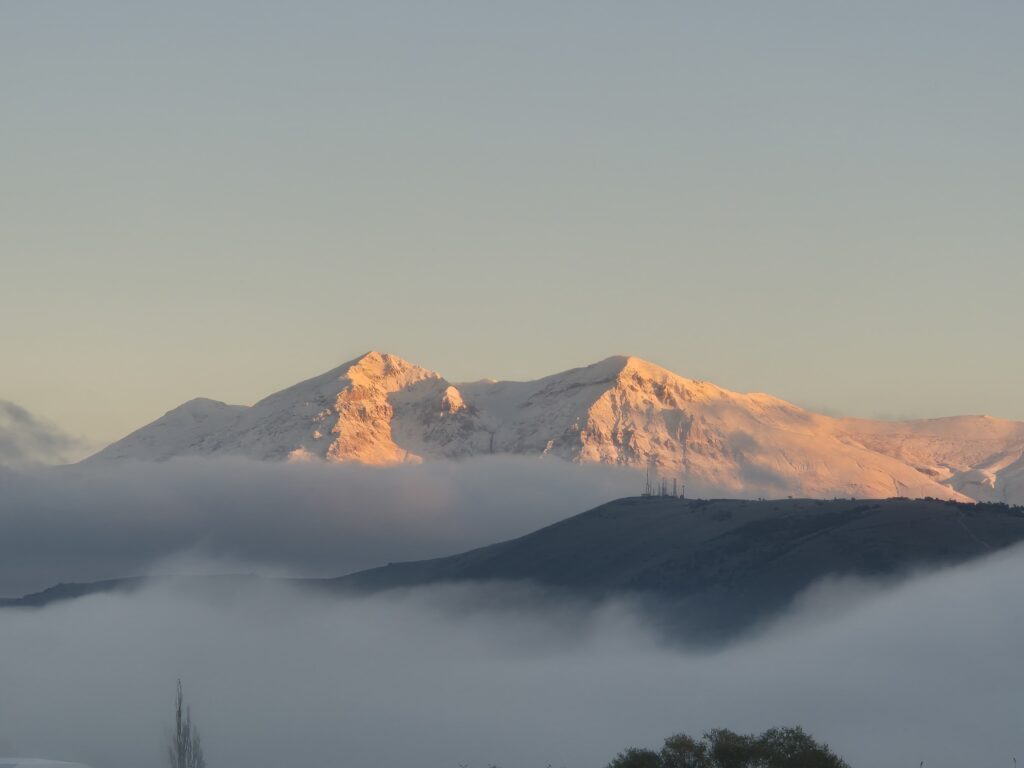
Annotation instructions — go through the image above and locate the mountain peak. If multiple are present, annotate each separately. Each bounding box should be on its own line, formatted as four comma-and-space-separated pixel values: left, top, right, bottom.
572, 355, 674, 382
349, 349, 409, 365
586, 354, 701, 385
85, 352, 1024, 505
303, 351, 439, 393
339, 349, 415, 371
341, 351, 441, 388
617, 355, 682, 379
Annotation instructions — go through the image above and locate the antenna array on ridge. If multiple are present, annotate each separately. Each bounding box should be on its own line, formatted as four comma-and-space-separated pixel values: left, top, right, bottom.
640, 458, 684, 500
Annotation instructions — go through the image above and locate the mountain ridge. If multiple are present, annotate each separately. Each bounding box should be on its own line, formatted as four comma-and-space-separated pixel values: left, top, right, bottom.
8, 496, 1024, 644
327, 495, 1024, 641
86, 351, 1024, 504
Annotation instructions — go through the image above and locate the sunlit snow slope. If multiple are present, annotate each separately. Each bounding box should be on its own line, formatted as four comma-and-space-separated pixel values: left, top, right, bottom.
88, 352, 1024, 503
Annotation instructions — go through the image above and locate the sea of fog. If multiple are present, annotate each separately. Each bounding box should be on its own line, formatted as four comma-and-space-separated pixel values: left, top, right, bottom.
1, 552, 1023, 768
0, 451, 1022, 767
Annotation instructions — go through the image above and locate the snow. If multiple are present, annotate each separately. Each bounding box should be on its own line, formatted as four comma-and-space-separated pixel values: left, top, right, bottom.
86, 352, 1024, 504
839, 415, 1024, 502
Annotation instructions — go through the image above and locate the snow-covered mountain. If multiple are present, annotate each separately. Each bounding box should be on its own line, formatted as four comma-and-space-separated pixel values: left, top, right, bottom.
88, 351, 1024, 504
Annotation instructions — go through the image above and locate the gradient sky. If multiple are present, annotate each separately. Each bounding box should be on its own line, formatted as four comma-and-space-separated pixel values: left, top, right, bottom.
3, 1, 1022, 447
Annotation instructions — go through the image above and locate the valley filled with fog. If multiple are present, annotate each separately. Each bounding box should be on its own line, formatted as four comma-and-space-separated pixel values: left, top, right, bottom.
0, 456, 1022, 767
6, 1, 1023, 765
0, 457, 636, 596
2, 548, 1024, 768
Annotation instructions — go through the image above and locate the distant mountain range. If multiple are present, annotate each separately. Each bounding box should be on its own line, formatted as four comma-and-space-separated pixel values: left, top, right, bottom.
8, 496, 1024, 643
87, 351, 1024, 504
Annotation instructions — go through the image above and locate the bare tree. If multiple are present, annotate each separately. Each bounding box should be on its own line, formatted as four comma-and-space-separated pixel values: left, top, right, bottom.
169, 679, 206, 768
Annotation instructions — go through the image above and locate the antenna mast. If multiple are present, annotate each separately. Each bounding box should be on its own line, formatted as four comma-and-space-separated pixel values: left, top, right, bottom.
643, 456, 657, 497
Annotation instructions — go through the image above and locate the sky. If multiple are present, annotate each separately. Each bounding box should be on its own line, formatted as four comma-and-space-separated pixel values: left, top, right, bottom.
2, 1, 1022, 448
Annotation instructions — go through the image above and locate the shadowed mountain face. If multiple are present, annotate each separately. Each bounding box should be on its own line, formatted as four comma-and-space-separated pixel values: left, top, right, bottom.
7, 497, 1024, 644
330, 496, 1024, 641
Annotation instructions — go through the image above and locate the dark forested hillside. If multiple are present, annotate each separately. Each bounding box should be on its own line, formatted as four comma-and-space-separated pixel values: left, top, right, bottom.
331, 496, 1024, 640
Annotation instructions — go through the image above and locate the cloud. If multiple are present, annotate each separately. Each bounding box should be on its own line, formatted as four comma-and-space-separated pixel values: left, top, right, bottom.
1, 549, 1023, 768
2, 447, 1020, 768
0, 456, 639, 596
0, 401, 83, 467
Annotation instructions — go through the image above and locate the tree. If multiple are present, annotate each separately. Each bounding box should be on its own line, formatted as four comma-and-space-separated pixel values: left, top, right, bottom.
661, 733, 708, 768
607, 747, 663, 768
704, 729, 761, 768
755, 726, 848, 768
606, 726, 849, 768
169, 679, 206, 768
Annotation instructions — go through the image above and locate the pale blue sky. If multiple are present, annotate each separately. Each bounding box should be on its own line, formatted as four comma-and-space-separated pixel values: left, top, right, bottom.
2, 1, 1022, 445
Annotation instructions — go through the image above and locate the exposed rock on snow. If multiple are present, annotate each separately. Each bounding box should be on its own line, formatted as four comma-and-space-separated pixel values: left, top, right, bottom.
87, 352, 1024, 504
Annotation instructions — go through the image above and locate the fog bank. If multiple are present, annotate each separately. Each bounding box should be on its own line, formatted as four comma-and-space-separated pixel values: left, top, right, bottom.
2, 547, 1024, 768
0, 457, 637, 595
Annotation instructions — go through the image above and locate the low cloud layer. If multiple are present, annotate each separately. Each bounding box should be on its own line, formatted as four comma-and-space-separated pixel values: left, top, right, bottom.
0, 400, 84, 467
0, 456, 638, 596
2, 405, 1021, 768
1, 549, 1023, 768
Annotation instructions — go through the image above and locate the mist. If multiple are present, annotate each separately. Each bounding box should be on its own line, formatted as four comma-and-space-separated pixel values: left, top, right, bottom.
3, 406, 1021, 767
1, 547, 1023, 768
0, 400, 85, 467
0, 456, 638, 596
